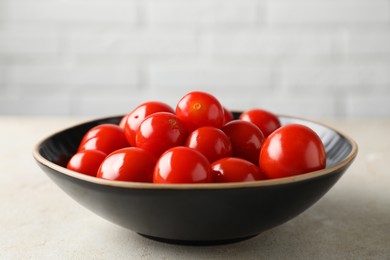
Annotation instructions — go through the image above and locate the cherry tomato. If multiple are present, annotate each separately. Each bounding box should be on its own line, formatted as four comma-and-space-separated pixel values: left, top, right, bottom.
153, 146, 212, 184
211, 157, 265, 183
67, 149, 107, 177
239, 109, 281, 137
135, 112, 187, 157
78, 124, 129, 155
185, 126, 232, 163
260, 124, 326, 179
176, 91, 224, 133
119, 114, 129, 129
222, 120, 265, 165
97, 147, 157, 182
124, 101, 174, 146
223, 107, 234, 125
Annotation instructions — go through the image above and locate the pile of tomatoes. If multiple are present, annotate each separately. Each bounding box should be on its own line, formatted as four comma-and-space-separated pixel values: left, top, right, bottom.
67, 91, 326, 184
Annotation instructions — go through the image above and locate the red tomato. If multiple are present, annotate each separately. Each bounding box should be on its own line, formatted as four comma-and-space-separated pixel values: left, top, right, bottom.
67, 149, 107, 177
239, 109, 281, 137
124, 101, 174, 146
211, 157, 265, 183
97, 147, 157, 182
135, 112, 187, 157
176, 91, 224, 133
119, 114, 129, 129
260, 124, 326, 179
78, 124, 129, 155
223, 107, 234, 125
153, 146, 212, 184
222, 120, 265, 165
185, 126, 232, 163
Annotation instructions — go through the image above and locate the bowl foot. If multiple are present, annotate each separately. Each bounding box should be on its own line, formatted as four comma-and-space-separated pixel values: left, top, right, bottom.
138, 233, 259, 246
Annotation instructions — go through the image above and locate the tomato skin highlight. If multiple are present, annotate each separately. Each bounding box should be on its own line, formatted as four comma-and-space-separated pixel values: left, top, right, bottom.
67, 149, 107, 177
176, 91, 224, 133
78, 124, 129, 155
119, 114, 129, 129
124, 101, 174, 146
153, 146, 212, 184
211, 157, 265, 183
97, 147, 157, 182
222, 120, 265, 165
185, 126, 232, 163
135, 112, 187, 157
259, 124, 326, 179
239, 109, 281, 137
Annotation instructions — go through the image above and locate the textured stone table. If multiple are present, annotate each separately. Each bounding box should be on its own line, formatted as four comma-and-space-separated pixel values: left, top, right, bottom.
1, 116, 389, 259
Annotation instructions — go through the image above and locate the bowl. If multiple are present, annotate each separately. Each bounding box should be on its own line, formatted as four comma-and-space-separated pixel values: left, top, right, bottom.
33, 113, 358, 245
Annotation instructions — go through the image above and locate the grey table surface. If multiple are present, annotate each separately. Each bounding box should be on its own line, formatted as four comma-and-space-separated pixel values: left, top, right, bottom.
1, 116, 389, 260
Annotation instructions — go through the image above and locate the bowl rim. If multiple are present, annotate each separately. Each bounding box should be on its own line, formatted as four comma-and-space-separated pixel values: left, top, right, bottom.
33, 114, 358, 190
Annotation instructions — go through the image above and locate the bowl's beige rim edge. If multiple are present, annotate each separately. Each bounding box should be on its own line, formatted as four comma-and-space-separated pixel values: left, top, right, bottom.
32, 114, 358, 190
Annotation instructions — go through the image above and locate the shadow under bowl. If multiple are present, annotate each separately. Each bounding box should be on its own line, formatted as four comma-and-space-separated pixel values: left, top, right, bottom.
33, 113, 358, 245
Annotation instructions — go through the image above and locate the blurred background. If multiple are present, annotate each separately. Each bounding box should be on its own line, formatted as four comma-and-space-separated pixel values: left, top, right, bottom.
0, 0, 389, 118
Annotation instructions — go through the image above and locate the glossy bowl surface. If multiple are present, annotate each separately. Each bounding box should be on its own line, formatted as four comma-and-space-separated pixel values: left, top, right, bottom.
33, 113, 357, 245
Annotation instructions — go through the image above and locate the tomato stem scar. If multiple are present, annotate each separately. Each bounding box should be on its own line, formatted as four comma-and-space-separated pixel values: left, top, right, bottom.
193, 103, 202, 110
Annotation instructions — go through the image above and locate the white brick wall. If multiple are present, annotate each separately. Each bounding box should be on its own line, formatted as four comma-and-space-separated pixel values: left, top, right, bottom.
146, 0, 259, 27
3, 1, 138, 23
0, 0, 390, 117
267, 0, 390, 25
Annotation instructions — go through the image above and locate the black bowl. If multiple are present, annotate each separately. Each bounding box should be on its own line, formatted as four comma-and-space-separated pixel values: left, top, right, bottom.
33, 113, 357, 245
